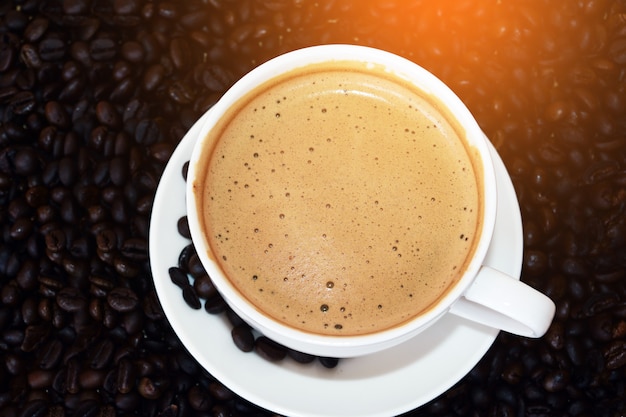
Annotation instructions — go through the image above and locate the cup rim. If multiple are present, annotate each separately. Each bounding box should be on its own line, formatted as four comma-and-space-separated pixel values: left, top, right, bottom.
186, 44, 497, 357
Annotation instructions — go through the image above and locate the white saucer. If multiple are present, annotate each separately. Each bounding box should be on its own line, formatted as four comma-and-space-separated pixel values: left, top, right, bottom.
149, 110, 523, 417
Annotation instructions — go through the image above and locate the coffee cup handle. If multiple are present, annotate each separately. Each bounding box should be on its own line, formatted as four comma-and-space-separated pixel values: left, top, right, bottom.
448, 266, 556, 337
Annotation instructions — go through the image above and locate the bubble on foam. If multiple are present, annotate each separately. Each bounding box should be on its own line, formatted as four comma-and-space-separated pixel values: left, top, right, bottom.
320, 304, 329, 312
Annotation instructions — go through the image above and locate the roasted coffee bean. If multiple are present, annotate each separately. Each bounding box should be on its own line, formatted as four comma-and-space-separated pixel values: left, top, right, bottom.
114, 0, 140, 15
0, 85, 19, 102
44, 101, 70, 128
134, 118, 162, 145
204, 295, 227, 314
61, 61, 80, 83
231, 324, 255, 352
24, 17, 49, 43
5, 352, 24, 375
120, 238, 147, 260
142, 64, 165, 92
27, 369, 54, 389
182, 285, 201, 310
121, 309, 143, 335
581, 293, 619, 317
177, 216, 191, 239
188, 253, 206, 278
604, 340, 626, 370
25, 185, 50, 207
21, 324, 50, 352
87, 338, 114, 370
1, 120, 27, 141
90, 37, 117, 61
21, 296, 39, 324
201, 64, 234, 92
186, 385, 212, 411
56, 287, 87, 312
96, 101, 121, 128
545, 321, 565, 350
20, 43, 43, 69
318, 356, 340, 369
109, 156, 129, 186
116, 358, 136, 394
1, 281, 21, 306
193, 274, 217, 299
225, 307, 245, 328
109, 77, 134, 102
9, 91, 37, 115
13, 148, 40, 176
168, 266, 189, 288
136, 376, 162, 400
178, 244, 194, 271
287, 348, 316, 364
168, 80, 195, 104
16, 259, 38, 290
107, 287, 139, 312
59, 76, 87, 102
142, 291, 164, 321
254, 336, 287, 362
57, 157, 79, 187
10, 218, 33, 240
37, 338, 63, 369
112, 255, 138, 277
157, 1, 178, 19
8, 197, 31, 220
169, 37, 190, 69
16, 399, 48, 417
39, 37, 66, 61
208, 381, 234, 402
181, 160, 190, 180
0, 43, 16, 73
132, 170, 157, 192
542, 369, 570, 392
95, 229, 117, 252
149, 142, 174, 163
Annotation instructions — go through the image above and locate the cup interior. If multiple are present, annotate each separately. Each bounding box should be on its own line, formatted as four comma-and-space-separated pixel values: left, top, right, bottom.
185, 44, 498, 357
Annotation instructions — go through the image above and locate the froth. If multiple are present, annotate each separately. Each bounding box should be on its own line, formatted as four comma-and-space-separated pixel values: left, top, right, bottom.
195, 62, 481, 336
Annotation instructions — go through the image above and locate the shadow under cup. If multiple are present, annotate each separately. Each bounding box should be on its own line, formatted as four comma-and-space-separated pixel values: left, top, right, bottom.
185, 44, 499, 358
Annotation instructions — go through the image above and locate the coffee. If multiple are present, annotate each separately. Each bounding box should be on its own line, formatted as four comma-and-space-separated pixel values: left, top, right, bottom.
193, 61, 483, 336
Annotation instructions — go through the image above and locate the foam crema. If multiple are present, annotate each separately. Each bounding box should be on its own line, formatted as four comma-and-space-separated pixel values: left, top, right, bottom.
193, 60, 483, 336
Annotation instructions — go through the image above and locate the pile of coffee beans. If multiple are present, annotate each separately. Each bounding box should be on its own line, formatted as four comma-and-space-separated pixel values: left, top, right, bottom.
1, 0, 625, 416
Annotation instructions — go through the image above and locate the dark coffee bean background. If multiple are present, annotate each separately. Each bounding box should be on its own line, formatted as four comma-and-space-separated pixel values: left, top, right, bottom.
1, 0, 626, 416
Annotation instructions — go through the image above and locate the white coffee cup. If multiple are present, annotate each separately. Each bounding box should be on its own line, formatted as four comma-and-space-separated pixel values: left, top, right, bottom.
185, 45, 555, 358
